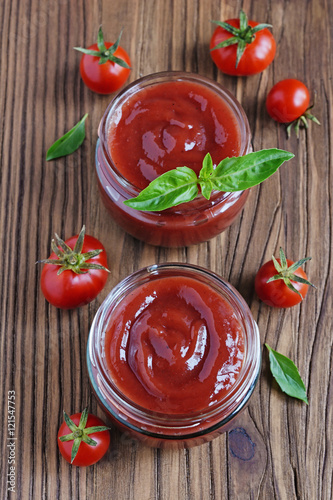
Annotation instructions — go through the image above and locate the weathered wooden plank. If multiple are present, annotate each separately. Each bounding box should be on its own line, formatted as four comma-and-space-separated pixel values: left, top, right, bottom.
0, 0, 332, 499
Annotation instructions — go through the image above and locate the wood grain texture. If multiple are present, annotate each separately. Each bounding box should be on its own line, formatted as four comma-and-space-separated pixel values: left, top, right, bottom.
0, 0, 332, 499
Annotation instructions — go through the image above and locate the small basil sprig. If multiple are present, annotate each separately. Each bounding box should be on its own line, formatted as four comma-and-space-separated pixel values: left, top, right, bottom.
266, 344, 308, 404
124, 149, 294, 211
46, 114, 88, 161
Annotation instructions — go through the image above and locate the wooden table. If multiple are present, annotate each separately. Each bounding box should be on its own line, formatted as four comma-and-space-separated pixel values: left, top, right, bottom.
1, 0, 332, 499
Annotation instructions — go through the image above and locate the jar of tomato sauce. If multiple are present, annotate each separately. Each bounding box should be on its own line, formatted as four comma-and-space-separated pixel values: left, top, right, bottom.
95, 72, 252, 247
87, 263, 261, 448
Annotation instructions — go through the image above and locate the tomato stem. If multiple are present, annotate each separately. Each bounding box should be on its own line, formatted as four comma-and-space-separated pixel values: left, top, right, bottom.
210, 10, 273, 67
267, 247, 316, 299
286, 104, 320, 138
37, 226, 110, 275
59, 408, 110, 464
74, 27, 131, 69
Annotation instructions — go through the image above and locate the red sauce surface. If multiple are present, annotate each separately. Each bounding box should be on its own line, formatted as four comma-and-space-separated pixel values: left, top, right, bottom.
108, 80, 241, 190
105, 276, 244, 413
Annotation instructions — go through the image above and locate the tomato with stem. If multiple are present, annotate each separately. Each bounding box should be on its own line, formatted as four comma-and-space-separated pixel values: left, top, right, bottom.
266, 79, 320, 137
255, 247, 315, 308
58, 408, 110, 466
210, 10, 276, 76
39, 226, 109, 309
74, 27, 131, 94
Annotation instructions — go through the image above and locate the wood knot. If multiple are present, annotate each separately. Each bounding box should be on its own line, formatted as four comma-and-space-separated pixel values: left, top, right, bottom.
228, 427, 256, 461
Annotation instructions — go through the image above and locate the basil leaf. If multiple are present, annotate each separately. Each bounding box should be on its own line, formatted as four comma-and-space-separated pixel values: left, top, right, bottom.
46, 114, 88, 161
124, 148, 293, 211
124, 167, 199, 211
266, 344, 308, 404
200, 178, 214, 200
209, 149, 294, 191
199, 153, 214, 179
198, 153, 214, 199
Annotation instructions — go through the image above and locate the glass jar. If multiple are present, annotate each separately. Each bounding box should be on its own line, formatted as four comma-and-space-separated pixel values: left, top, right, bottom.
87, 263, 261, 449
95, 72, 252, 247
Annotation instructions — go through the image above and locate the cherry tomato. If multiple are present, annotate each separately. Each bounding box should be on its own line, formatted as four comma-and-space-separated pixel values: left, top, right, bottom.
75, 28, 131, 94
255, 248, 314, 308
58, 408, 110, 466
40, 226, 109, 309
210, 11, 276, 76
266, 79, 310, 123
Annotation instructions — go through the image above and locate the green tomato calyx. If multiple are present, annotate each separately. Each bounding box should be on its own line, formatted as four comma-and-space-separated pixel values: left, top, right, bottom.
59, 408, 110, 464
211, 10, 272, 67
286, 103, 320, 139
74, 27, 131, 69
267, 247, 316, 299
38, 225, 110, 275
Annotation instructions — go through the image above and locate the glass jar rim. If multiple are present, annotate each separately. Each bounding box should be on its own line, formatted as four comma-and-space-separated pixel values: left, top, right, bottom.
87, 262, 261, 429
97, 71, 252, 201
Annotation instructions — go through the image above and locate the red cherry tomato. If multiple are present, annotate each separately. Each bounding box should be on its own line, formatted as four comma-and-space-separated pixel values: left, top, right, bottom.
40, 226, 109, 309
266, 79, 310, 123
58, 409, 110, 466
210, 13, 276, 76
75, 28, 131, 94
254, 248, 314, 308
79, 41, 131, 94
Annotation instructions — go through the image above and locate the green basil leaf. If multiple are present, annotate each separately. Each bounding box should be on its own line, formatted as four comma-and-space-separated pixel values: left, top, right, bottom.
124, 167, 199, 211
266, 344, 308, 404
124, 148, 293, 211
210, 149, 294, 191
199, 153, 214, 179
199, 153, 214, 198
46, 114, 88, 161
200, 178, 213, 200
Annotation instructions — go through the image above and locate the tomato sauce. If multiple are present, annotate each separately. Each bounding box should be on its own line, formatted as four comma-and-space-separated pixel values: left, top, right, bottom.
96, 73, 252, 246
104, 276, 245, 413
107, 80, 241, 189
